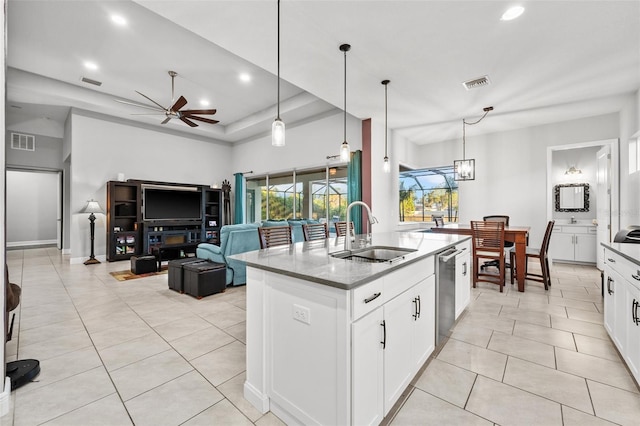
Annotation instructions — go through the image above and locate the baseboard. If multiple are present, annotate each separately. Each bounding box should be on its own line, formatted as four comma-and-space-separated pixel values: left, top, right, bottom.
6, 239, 57, 248
244, 381, 269, 414
70, 255, 107, 265
0, 377, 11, 417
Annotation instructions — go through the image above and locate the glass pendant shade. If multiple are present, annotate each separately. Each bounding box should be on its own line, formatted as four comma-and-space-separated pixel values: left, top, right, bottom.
272, 118, 285, 147
340, 141, 350, 162
383, 156, 390, 173
454, 159, 475, 181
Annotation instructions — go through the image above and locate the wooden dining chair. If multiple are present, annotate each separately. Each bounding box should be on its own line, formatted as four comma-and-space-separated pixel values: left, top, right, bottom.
480, 215, 513, 270
258, 225, 292, 249
334, 221, 354, 237
471, 220, 506, 292
302, 223, 329, 241
434, 216, 445, 227
510, 220, 555, 290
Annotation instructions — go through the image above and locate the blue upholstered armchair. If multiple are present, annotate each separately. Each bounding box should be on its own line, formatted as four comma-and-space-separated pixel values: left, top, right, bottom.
196, 223, 261, 286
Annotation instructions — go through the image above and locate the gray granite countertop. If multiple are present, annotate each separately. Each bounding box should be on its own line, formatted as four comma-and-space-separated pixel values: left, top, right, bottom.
229, 231, 470, 290
602, 242, 640, 267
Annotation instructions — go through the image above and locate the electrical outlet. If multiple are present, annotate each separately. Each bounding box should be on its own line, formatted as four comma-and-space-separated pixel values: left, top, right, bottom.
293, 304, 311, 325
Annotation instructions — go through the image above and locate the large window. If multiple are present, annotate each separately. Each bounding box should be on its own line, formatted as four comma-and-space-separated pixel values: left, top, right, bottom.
399, 166, 459, 223
246, 166, 348, 226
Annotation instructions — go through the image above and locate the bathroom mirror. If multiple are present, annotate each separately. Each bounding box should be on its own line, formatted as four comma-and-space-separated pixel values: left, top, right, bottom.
555, 183, 589, 212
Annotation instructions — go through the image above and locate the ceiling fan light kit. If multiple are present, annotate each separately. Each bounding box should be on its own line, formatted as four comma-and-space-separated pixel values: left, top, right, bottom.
115, 70, 219, 128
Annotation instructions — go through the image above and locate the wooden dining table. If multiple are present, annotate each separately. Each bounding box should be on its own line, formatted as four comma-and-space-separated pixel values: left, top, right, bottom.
430, 223, 531, 292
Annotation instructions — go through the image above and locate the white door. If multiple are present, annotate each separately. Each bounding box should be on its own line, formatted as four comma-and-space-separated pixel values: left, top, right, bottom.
351, 308, 384, 426
596, 146, 611, 270
412, 276, 436, 368
383, 288, 414, 415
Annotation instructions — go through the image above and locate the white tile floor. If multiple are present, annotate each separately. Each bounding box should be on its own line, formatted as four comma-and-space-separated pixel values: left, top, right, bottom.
2, 247, 640, 425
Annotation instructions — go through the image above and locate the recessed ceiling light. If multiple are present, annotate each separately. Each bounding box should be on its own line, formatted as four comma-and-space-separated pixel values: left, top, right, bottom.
200, 99, 210, 107
84, 61, 98, 71
501, 6, 525, 21
239, 73, 251, 83
111, 14, 127, 26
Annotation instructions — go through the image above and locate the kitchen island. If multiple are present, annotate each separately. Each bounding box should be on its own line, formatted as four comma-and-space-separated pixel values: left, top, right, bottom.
230, 231, 470, 425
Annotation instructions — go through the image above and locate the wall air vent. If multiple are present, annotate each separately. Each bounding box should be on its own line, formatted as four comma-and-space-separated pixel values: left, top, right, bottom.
11, 133, 35, 151
81, 76, 102, 86
462, 75, 490, 90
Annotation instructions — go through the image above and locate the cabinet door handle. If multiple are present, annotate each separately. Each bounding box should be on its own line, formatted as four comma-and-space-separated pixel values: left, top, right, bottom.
607, 257, 616, 263
575, 235, 578, 245
412, 298, 418, 320
634, 300, 640, 325
607, 276, 614, 295
380, 320, 386, 349
364, 292, 381, 304
462, 261, 467, 276
417, 295, 421, 319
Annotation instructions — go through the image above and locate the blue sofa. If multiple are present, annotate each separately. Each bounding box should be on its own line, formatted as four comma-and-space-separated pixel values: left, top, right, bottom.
196, 219, 322, 286
196, 223, 261, 286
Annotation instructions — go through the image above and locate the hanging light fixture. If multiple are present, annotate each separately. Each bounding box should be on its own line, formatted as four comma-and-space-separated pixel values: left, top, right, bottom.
454, 106, 493, 181
565, 166, 583, 175
271, 0, 285, 147
339, 43, 351, 161
382, 79, 391, 173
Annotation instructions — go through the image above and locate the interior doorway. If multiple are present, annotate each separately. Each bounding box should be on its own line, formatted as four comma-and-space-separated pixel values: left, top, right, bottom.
6, 168, 62, 249
546, 138, 619, 270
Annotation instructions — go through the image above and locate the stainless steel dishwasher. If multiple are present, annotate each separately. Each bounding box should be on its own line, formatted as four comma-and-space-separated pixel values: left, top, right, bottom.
436, 247, 463, 345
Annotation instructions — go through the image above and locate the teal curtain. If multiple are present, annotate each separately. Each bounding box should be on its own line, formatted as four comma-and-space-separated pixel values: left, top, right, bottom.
347, 150, 363, 234
234, 173, 245, 224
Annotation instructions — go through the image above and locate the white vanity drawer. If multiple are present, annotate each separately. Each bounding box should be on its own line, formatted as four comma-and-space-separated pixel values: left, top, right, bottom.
352, 278, 384, 320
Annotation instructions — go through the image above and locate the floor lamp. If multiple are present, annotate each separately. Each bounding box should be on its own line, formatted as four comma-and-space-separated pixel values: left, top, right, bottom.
80, 199, 104, 265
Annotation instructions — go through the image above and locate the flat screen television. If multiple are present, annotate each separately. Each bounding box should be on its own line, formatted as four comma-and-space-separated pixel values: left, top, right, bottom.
142, 184, 202, 221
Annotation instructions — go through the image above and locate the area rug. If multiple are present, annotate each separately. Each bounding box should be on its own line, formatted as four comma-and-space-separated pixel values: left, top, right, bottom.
110, 266, 168, 281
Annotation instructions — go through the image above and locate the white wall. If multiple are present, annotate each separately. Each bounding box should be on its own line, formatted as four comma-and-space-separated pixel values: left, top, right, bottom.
619, 90, 640, 228
551, 146, 600, 222
5, 132, 63, 170
407, 113, 620, 247
6, 170, 59, 247
68, 112, 233, 263
231, 112, 361, 176
1, 2, 7, 399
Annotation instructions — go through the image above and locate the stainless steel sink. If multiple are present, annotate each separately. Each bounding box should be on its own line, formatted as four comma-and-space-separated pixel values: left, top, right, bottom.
330, 246, 417, 263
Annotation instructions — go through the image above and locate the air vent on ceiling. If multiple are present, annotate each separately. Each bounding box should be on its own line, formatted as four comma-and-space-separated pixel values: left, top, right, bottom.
11, 133, 35, 151
81, 76, 102, 86
462, 75, 490, 90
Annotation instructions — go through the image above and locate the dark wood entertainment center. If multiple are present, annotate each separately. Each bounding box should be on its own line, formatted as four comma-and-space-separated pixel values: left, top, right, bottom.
106, 179, 222, 262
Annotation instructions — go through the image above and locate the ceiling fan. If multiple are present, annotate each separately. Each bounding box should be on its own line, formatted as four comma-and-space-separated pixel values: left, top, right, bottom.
115, 71, 219, 127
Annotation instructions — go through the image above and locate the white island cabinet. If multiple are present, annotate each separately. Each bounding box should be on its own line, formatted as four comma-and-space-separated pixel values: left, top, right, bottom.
603, 243, 640, 386
235, 232, 467, 425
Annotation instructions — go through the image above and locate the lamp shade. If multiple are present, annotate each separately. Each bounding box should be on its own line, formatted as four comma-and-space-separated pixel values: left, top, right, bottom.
80, 199, 104, 214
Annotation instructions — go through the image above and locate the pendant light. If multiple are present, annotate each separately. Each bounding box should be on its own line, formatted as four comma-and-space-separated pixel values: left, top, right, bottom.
454, 106, 493, 181
339, 43, 351, 161
382, 79, 390, 173
271, 0, 285, 147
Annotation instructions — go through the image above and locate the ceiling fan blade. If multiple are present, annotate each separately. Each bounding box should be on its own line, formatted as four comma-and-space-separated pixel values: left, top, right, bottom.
135, 90, 167, 111
187, 115, 220, 125
181, 109, 217, 116
171, 96, 188, 112
114, 99, 165, 113
161, 116, 172, 124
180, 116, 198, 127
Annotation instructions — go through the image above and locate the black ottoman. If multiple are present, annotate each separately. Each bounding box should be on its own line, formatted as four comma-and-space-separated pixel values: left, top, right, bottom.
168, 258, 207, 293
130, 255, 157, 275
183, 262, 226, 299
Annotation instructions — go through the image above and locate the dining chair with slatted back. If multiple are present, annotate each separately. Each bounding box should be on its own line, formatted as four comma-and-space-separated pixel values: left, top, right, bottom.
471, 220, 506, 292
481, 215, 513, 270
434, 216, 445, 227
510, 220, 555, 290
302, 222, 329, 241
334, 221, 354, 237
258, 225, 292, 249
